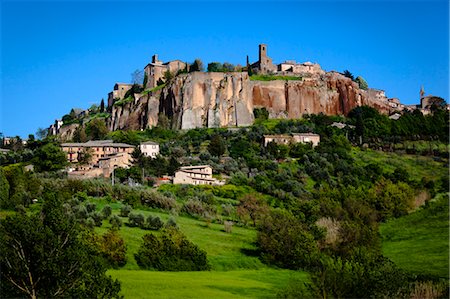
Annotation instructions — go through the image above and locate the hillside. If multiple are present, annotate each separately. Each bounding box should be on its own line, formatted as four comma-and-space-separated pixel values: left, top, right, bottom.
381, 193, 449, 279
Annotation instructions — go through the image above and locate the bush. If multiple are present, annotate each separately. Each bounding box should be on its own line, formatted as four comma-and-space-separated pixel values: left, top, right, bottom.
86, 202, 97, 213
141, 189, 177, 210
101, 205, 112, 219
165, 217, 177, 229
146, 215, 164, 230
120, 204, 132, 217
109, 215, 122, 229
128, 212, 145, 228
99, 229, 127, 268
134, 228, 210, 271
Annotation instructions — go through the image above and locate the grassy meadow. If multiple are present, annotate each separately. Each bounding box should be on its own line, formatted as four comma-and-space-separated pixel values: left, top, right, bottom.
94, 203, 309, 298
380, 193, 449, 279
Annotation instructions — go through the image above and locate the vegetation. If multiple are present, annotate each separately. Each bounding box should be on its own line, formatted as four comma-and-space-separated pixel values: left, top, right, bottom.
250, 74, 302, 81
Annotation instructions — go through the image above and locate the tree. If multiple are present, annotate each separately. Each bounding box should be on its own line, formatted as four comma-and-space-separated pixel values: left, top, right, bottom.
208, 134, 226, 157
36, 128, 48, 140
0, 192, 121, 298
135, 228, 210, 271
207, 62, 222, 72
85, 119, 108, 140
77, 147, 93, 165
73, 125, 87, 143
355, 76, 368, 90
343, 70, 355, 81
189, 59, 204, 72
32, 143, 67, 172
163, 70, 174, 82
0, 167, 10, 206
237, 194, 269, 227
100, 98, 105, 113
257, 209, 320, 269
131, 69, 144, 85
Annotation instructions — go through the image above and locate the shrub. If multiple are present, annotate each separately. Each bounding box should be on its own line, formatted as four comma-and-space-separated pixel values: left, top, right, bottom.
165, 217, 177, 229
90, 211, 103, 227
224, 221, 233, 233
109, 215, 122, 229
141, 189, 177, 210
99, 229, 127, 268
120, 204, 132, 217
86, 202, 97, 213
146, 215, 164, 230
128, 212, 145, 228
101, 205, 112, 219
134, 228, 210, 271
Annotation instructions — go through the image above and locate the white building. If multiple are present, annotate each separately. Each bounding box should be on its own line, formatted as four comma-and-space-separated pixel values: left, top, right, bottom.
173, 165, 224, 186
139, 141, 159, 158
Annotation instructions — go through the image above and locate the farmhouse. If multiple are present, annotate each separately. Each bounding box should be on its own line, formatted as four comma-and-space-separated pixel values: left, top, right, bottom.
139, 141, 159, 158
173, 165, 224, 186
263, 133, 320, 147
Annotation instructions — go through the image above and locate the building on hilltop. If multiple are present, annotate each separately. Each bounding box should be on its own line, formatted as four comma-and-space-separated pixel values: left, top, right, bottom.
263, 133, 320, 147
107, 83, 142, 108
139, 141, 159, 158
173, 165, 225, 186
144, 54, 187, 89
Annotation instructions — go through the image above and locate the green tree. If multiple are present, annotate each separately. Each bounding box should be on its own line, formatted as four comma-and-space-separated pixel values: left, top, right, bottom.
0, 167, 10, 206
0, 192, 121, 298
135, 228, 210, 271
85, 119, 108, 140
355, 76, 368, 90
100, 98, 105, 112
208, 134, 226, 157
73, 125, 87, 142
343, 70, 355, 81
32, 143, 67, 172
257, 209, 320, 269
189, 59, 204, 72
207, 62, 222, 72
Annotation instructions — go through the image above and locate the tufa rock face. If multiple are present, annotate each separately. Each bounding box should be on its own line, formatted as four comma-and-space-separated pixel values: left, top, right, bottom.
108, 71, 392, 131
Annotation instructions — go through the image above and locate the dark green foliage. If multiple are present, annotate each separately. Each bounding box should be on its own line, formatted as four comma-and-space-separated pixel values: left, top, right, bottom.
0, 167, 10, 206
99, 229, 127, 268
86, 202, 96, 213
208, 134, 226, 157
32, 142, 67, 172
257, 210, 320, 269
343, 70, 354, 81
146, 215, 164, 230
189, 59, 204, 72
1, 164, 40, 209
101, 204, 112, 218
85, 118, 108, 140
120, 204, 132, 217
207, 62, 235, 72
135, 228, 210, 271
0, 192, 121, 298
109, 215, 122, 229
128, 212, 145, 228
253, 107, 269, 121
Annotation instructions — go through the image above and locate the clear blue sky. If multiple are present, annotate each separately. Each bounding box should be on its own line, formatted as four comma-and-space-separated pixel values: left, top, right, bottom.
1, 0, 449, 138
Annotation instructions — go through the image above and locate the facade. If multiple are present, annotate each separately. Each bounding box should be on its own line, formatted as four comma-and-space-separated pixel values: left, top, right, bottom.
61, 140, 135, 165
107, 83, 141, 107
173, 165, 224, 186
144, 55, 187, 89
139, 141, 159, 158
98, 152, 131, 177
263, 133, 320, 147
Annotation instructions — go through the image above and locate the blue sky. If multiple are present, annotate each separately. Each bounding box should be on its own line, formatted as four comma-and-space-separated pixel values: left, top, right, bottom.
1, 0, 449, 138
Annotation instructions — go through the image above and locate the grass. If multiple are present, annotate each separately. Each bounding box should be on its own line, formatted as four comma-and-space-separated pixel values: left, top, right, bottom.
113, 96, 134, 107
250, 74, 302, 81
108, 269, 310, 299
380, 193, 449, 279
94, 203, 264, 271
352, 147, 448, 183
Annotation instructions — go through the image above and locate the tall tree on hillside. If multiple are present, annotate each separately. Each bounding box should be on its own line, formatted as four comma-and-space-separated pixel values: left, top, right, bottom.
85, 119, 108, 140
32, 143, 67, 172
0, 192, 121, 298
189, 59, 204, 72
100, 98, 105, 113
208, 134, 226, 157
131, 69, 144, 85
343, 70, 355, 81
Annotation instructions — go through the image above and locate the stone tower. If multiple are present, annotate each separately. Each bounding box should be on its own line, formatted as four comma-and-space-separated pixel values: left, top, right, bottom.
257, 44, 276, 73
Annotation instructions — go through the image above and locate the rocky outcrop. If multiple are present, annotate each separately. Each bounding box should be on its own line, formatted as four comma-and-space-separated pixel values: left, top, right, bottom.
108, 71, 393, 131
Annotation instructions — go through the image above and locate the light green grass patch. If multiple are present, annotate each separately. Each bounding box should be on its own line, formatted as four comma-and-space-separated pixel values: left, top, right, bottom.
380, 193, 449, 278
108, 269, 309, 299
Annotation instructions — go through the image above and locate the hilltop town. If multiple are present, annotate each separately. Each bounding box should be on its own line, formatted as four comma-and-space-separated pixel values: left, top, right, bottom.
44, 44, 446, 141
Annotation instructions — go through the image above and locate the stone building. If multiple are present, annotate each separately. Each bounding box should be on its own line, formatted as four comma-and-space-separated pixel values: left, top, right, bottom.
251, 44, 277, 74
263, 133, 320, 147
173, 165, 224, 185
139, 141, 159, 158
61, 140, 135, 165
107, 83, 139, 107
144, 54, 187, 89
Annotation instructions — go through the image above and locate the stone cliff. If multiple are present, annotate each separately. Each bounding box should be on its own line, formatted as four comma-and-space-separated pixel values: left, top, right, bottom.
108, 71, 393, 131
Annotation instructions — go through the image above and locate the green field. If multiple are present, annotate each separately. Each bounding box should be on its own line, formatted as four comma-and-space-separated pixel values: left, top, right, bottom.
352, 148, 448, 183
380, 193, 449, 279
109, 269, 309, 299
94, 203, 309, 298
